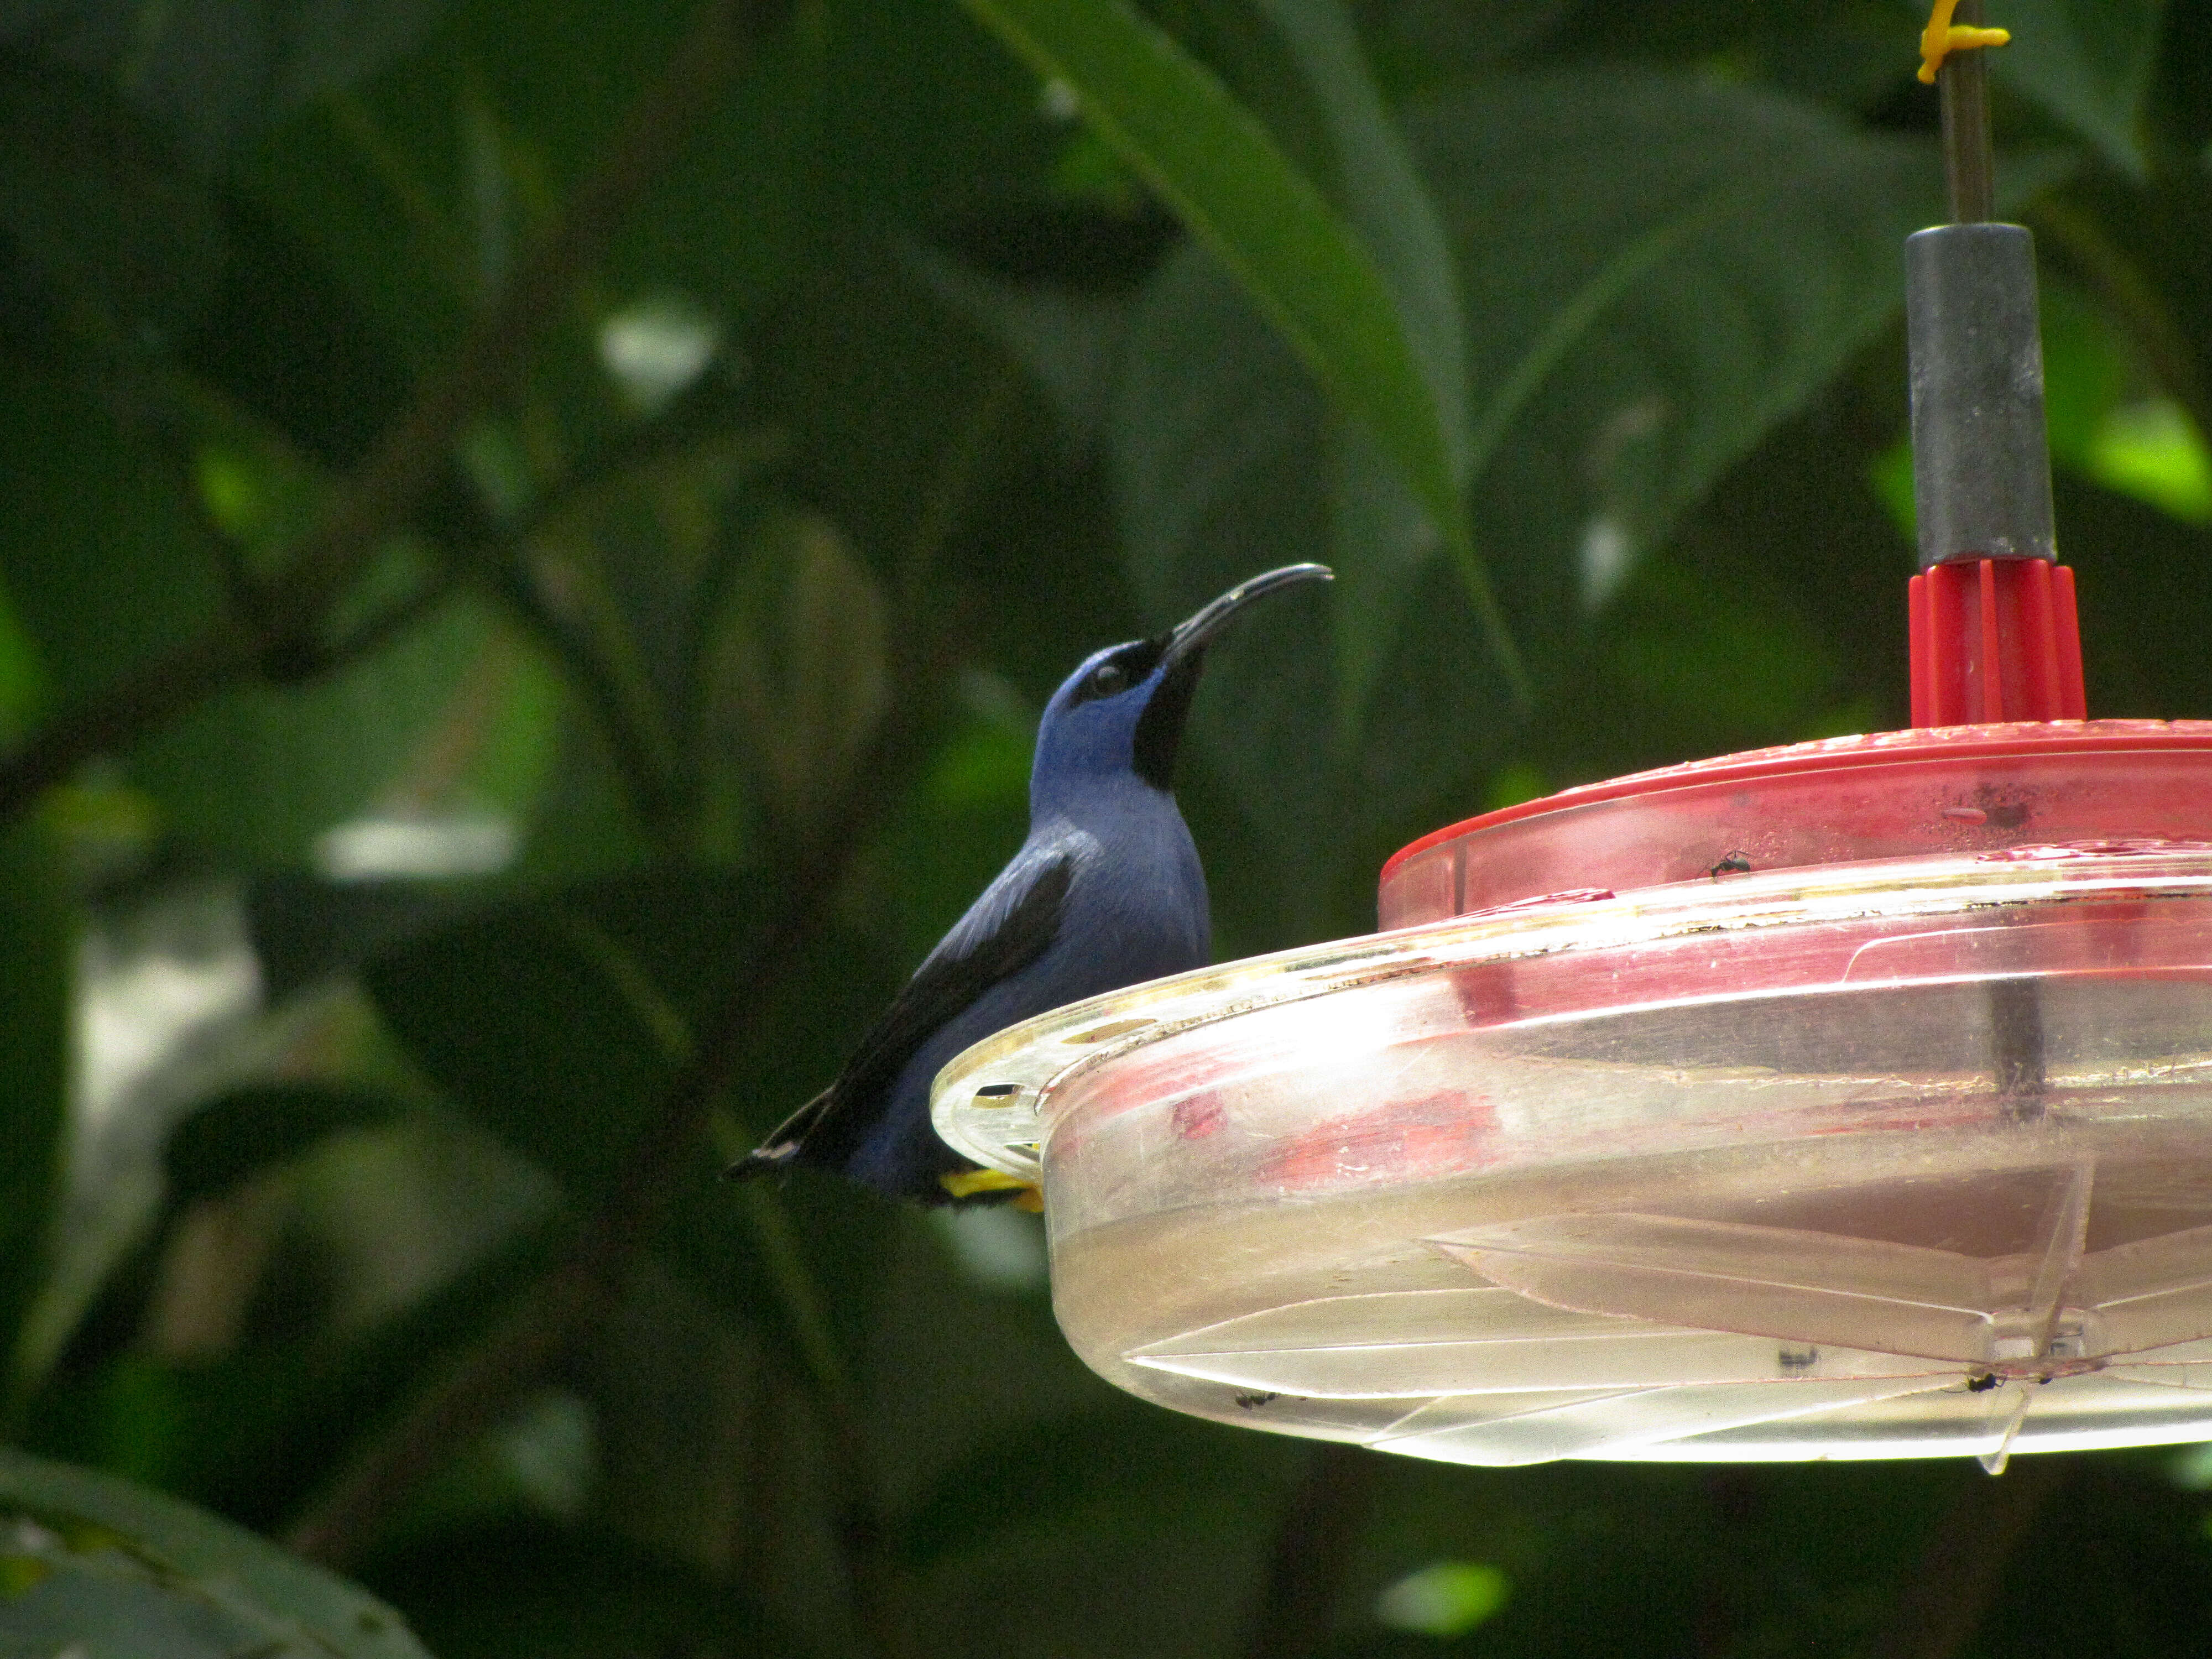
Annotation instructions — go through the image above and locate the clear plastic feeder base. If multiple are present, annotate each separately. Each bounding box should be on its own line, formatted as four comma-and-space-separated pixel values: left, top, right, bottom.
934, 723, 2212, 1465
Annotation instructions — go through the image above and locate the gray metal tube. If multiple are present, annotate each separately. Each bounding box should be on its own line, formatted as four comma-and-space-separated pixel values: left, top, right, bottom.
1905, 222, 2058, 569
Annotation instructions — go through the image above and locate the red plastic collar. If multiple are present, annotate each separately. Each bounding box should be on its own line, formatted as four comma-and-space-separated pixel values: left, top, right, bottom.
1908, 558, 2084, 725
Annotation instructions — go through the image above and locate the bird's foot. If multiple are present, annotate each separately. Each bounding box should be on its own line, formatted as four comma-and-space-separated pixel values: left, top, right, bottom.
940, 1167, 1045, 1212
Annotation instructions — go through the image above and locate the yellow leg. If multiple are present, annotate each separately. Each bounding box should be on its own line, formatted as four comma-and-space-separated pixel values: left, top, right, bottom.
940, 1167, 1045, 1212
1919, 0, 2011, 84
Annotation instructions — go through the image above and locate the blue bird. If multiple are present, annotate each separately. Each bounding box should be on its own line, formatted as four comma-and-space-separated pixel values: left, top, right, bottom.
732, 563, 1332, 1205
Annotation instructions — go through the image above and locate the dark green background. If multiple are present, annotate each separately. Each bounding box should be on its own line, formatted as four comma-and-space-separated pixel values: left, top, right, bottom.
4, 0, 2212, 1653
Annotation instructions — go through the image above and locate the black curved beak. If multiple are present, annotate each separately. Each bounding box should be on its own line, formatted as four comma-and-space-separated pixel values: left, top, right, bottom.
1159, 563, 1334, 674
1131, 564, 1332, 792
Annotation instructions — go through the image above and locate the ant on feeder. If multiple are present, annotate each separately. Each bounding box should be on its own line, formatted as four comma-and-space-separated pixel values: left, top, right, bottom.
1709, 851, 1752, 879
1965, 1372, 2001, 1393
1234, 1391, 1281, 1410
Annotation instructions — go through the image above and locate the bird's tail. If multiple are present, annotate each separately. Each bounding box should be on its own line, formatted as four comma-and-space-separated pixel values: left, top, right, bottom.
722, 1086, 835, 1180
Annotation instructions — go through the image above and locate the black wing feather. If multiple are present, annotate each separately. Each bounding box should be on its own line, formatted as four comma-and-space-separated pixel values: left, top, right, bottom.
732, 848, 1075, 1177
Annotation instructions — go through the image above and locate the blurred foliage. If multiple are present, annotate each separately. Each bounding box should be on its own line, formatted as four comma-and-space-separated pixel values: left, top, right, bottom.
0, 1445, 432, 1658
3, 0, 2212, 1654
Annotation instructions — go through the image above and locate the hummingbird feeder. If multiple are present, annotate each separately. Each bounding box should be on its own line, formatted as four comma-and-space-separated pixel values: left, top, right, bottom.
935, 13, 2212, 1470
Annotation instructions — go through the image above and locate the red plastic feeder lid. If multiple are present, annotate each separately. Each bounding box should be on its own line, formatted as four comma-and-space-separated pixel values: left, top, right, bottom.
1380, 719, 2212, 928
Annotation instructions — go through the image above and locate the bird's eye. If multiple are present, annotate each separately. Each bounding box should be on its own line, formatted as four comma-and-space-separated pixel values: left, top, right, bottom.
1090, 663, 1128, 696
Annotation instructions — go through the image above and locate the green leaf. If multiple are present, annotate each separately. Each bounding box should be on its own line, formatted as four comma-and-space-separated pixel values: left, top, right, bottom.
180, 202, 419, 472
1988, 0, 2166, 179
94, 1209, 567, 1532
1252, 0, 1472, 739
905, 244, 1131, 451
815, 0, 1058, 232
366, 1521, 811, 1659
2082, 397, 2212, 522
1110, 242, 1339, 875
364, 910, 671, 1194
2059, 470, 2212, 715
163, 1083, 405, 1209
0, 821, 71, 1416
364, 869, 768, 1192
0, 573, 51, 754
0, 1446, 436, 1658
0, 366, 227, 711
1323, 422, 1432, 750
1255, 0, 1467, 469
128, 591, 556, 872
271, 0, 450, 114
953, 0, 1517, 681
1416, 69, 1948, 615
1121, 66, 1953, 641
1605, 557, 1841, 736
895, 1402, 1256, 1568
3, 0, 448, 166
247, 873, 484, 1000
1113, 68, 1958, 936
697, 510, 890, 847
0, 62, 227, 354
1373, 1559, 1511, 1636
656, 911, 906, 1361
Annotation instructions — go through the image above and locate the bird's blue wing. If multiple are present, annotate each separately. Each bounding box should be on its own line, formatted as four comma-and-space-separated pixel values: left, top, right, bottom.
734, 837, 1082, 1181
